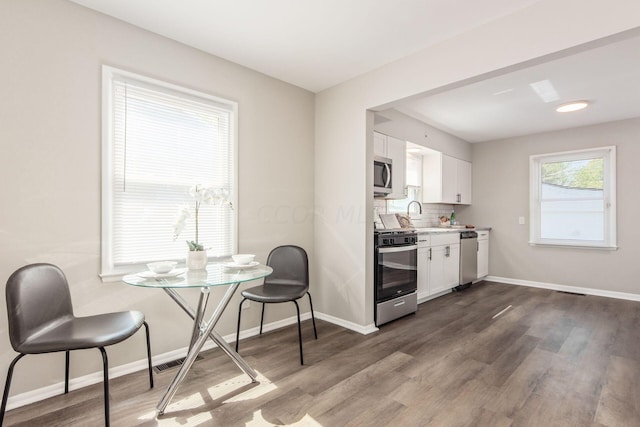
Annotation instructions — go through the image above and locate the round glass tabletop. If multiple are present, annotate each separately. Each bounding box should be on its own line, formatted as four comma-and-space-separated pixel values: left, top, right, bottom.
122, 262, 273, 288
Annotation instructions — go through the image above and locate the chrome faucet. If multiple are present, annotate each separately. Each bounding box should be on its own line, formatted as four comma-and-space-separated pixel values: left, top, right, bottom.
407, 200, 422, 215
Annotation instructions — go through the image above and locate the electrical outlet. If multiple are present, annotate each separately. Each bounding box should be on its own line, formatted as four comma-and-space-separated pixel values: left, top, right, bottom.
518, 216, 526, 225
242, 300, 250, 310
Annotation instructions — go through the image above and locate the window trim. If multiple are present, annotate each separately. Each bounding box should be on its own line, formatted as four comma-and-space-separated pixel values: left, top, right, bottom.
101, 65, 239, 280
529, 146, 616, 249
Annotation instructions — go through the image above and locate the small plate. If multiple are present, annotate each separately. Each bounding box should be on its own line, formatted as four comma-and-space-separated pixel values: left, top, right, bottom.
137, 268, 187, 279
224, 261, 259, 269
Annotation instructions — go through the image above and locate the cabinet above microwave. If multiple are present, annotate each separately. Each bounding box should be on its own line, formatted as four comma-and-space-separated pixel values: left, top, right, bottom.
373, 132, 406, 199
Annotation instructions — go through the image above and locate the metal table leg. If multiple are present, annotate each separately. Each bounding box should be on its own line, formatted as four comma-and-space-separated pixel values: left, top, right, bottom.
190, 288, 209, 349
157, 282, 256, 414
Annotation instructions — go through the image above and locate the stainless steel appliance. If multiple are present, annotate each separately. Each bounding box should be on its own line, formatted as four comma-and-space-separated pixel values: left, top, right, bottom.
374, 229, 417, 326
458, 230, 478, 289
373, 155, 392, 196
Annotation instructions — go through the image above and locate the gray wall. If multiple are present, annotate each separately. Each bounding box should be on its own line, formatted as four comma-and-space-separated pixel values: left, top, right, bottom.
374, 109, 471, 161
0, 0, 314, 396
461, 118, 640, 293
315, 0, 640, 329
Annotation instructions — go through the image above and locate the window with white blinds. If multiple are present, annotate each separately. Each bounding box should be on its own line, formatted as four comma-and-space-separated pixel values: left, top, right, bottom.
101, 66, 237, 278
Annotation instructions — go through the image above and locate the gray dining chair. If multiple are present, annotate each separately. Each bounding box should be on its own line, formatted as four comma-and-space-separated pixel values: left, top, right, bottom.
0, 263, 153, 426
235, 245, 317, 364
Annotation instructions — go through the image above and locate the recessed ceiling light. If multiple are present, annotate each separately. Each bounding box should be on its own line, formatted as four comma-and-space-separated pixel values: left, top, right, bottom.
556, 101, 589, 113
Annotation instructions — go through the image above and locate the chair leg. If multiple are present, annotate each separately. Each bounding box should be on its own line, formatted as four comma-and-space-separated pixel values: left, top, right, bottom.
259, 303, 265, 335
0, 353, 26, 425
236, 298, 246, 352
65, 350, 70, 393
143, 322, 154, 389
293, 300, 303, 365
307, 292, 318, 340
99, 347, 110, 427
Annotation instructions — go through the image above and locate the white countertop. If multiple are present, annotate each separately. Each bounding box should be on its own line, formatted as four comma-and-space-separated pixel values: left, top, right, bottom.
414, 226, 492, 233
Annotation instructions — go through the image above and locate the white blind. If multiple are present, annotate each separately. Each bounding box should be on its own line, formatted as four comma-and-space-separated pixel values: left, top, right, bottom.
102, 67, 237, 275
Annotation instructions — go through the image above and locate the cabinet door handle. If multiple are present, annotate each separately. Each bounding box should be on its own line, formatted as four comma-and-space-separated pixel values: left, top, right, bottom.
477, 242, 479, 252
429, 248, 432, 260
445, 246, 450, 257
457, 193, 461, 203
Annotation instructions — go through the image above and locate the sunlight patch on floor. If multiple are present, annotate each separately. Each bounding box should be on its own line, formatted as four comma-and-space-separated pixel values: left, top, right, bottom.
221, 372, 277, 403
247, 410, 323, 426
137, 371, 277, 424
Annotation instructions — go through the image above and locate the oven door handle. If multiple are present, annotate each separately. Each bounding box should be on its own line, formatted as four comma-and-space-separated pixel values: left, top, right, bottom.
378, 245, 417, 254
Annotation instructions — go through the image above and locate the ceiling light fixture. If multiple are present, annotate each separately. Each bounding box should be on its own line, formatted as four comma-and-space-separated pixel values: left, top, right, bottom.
556, 101, 589, 113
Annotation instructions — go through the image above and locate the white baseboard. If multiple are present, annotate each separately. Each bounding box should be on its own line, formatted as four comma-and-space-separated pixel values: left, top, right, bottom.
5, 310, 313, 411
4, 339, 221, 411
314, 311, 378, 335
7, 307, 381, 411
486, 275, 640, 302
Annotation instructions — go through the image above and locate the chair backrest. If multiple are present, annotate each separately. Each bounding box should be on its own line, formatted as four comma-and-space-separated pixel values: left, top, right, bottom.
264, 245, 309, 289
5, 263, 74, 351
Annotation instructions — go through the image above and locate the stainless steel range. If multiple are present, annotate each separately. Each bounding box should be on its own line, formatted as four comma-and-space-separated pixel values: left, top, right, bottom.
374, 229, 418, 326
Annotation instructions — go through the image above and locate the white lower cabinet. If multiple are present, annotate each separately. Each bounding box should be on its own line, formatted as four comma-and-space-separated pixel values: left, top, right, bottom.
477, 230, 490, 279
417, 235, 431, 301
417, 233, 460, 301
430, 241, 460, 295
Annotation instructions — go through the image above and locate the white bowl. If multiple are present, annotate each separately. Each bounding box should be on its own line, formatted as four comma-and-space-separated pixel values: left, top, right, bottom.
232, 254, 255, 265
147, 261, 177, 274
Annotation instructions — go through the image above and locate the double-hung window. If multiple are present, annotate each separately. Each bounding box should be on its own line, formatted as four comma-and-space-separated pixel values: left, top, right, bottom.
101, 66, 237, 278
529, 146, 616, 249
387, 151, 422, 213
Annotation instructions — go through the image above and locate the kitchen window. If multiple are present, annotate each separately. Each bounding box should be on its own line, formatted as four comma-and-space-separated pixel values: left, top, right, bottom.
529, 146, 616, 249
387, 151, 422, 213
101, 66, 237, 278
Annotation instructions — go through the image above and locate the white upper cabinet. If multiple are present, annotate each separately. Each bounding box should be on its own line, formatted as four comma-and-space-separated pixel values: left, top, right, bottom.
457, 159, 472, 205
422, 152, 472, 205
373, 132, 406, 199
373, 132, 387, 157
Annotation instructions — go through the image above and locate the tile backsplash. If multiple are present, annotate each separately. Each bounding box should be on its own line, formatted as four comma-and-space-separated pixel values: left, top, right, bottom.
375, 201, 455, 228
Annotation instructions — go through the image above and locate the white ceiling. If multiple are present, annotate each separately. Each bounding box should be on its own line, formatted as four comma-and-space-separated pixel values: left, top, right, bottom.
396, 32, 640, 142
69, 0, 542, 92
69, 0, 640, 143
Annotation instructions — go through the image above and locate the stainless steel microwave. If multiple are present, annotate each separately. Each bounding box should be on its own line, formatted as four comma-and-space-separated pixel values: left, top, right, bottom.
374, 155, 392, 196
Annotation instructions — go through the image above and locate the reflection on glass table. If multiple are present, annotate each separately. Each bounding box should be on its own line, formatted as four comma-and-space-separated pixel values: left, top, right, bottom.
122, 262, 273, 415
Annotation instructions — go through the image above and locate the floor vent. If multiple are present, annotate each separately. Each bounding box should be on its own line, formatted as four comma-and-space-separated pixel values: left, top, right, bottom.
154, 355, 203, 373
556, 291, 586, 296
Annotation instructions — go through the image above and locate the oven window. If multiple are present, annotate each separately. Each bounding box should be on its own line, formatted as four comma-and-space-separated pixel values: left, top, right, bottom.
376, 247, 417, 300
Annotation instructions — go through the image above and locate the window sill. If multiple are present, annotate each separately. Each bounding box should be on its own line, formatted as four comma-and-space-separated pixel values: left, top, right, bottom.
100, 272, 129, 283
529, 242, 618, 251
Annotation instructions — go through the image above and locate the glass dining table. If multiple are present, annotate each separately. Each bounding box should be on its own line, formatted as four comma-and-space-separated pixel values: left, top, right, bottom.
122, 262, 273, 415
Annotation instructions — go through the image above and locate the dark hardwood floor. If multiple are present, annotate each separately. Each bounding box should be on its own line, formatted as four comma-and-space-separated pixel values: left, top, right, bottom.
4, 281, 640, 426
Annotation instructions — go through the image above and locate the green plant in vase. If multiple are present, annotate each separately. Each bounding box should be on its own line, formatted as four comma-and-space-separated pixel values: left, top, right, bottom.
173, 185, 232, 267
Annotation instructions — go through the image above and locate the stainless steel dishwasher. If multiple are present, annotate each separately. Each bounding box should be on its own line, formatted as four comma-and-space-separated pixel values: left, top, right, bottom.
458, 231, 478, 289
